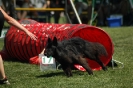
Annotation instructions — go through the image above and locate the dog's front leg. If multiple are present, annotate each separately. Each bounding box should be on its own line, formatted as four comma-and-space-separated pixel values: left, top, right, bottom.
62, 65, 73, 77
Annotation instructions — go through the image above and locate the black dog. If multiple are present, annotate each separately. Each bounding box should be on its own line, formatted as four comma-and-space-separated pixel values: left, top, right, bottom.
44, 37, 108, 77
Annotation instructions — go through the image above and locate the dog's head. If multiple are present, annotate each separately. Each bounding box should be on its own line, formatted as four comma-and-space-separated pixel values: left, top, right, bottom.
44, 37, 58, 57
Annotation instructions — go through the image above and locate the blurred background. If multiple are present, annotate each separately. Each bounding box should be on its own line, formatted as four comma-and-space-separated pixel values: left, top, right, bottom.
1, 0, 133, 29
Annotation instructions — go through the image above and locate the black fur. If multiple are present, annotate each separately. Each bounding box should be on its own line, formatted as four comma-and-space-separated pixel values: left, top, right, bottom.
44, 37, 108, 77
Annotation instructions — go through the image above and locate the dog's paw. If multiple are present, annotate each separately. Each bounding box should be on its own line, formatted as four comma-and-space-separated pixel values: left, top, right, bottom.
88, 71, 93, 75
67, 74, 73, 77
103, 67, 108, 71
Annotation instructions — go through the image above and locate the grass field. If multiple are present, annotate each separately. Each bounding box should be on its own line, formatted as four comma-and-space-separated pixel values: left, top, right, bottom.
0, 26, 133, 88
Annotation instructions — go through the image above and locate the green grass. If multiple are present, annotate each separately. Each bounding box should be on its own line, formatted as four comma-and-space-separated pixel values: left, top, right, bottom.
0, 26, 133, 88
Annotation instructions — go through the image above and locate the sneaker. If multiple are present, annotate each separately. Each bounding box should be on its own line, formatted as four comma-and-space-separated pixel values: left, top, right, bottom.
0, 78, 10, 85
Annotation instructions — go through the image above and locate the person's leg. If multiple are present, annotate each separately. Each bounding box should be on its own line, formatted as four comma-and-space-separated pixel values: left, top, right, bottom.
54, 12, 60, 23
17, 11, 21, 20
20, 2, 30, 20
0, 55, 6, 79
75, 2, 82, 15
0, 55, 10, 85
21, 11, 28, 20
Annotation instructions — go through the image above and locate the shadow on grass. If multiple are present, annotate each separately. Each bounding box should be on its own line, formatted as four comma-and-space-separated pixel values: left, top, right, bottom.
36, 71, 65, 78
36, 70, 86, 78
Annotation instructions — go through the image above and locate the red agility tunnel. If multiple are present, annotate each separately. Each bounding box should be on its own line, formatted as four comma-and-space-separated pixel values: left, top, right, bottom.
1, 19, 114, 71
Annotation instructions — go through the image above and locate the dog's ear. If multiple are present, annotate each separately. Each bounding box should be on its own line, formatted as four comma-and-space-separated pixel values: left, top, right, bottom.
47, 37, 52, 44
53, 37, 58, 46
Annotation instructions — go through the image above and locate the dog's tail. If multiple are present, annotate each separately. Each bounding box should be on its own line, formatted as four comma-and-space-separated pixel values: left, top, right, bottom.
95, 43, 108, 57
